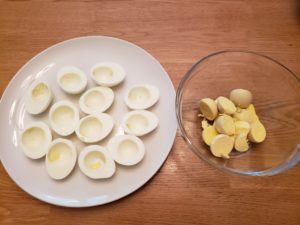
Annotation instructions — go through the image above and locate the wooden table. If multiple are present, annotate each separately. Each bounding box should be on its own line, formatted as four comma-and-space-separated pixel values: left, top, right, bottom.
1, 1, 300, 224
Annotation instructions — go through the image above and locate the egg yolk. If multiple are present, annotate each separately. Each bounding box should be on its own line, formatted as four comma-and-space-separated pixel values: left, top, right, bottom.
84, 151, 106, 170
49, 151, 60, 161
31, 83, 49, 101
88, 161, 102, 169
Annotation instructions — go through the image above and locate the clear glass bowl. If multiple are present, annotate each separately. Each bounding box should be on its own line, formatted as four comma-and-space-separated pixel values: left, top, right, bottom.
176, 50, 300, 176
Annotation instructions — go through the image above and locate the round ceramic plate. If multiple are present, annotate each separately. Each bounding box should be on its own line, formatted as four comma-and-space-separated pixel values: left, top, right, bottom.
0, 36, 177, 207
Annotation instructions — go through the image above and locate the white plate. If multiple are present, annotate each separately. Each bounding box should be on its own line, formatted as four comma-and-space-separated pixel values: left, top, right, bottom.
0, 36, 177, 207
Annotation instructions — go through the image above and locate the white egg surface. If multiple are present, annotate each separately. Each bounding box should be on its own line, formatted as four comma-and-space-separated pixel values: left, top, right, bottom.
107, 135, 145, 166
57, 66, 87, 94
20, 121, 52, 159
125, 84, 160, 110
79, 87, 114, 114
46, 138, 77, 180
78, 145, 116, 179
49, 100, 79, 136
90, 62, 126, 87
75, 114, 114, 143
25, 80, 53, 115
122, 110, 159, 136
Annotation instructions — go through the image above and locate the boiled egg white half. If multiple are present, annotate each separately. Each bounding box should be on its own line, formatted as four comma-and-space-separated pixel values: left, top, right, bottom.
122, 110, 158, 136
107, 135, 145, 166
46, 138, 77, 180
49, 100, 79, 136
90, 62, 125, 87
20, 121, 52, 159
25, 80, 53, 115
78, 145, 116, 179
57, 66, 87, 94
125, 84, 159, 110
75, 113, 114, 143
79, 87, 114, 115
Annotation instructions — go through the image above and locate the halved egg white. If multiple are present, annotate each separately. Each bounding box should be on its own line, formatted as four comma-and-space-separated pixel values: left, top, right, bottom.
79, 87, 114, 115
20, 121, 52, 159
57, 66, 87, 94
46, 138, 77, 180
78, 145, 116, 179
107, 135, 145, 166
49, 101, 79, 136
125, 84, 160, 110
75, 113, 114, 143
25, 80, 53, 115
90, 62, 126, 87
122, 110, 159, 136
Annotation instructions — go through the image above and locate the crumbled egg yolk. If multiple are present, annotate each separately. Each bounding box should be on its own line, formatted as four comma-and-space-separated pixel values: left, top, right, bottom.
31, 83, 49, 101
49, 151, 60, 162
87, 160, 102, 170
198, 88, 266, 159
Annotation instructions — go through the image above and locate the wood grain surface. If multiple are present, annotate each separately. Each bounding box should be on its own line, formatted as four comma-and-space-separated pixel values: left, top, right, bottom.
1, 0, 300, 225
